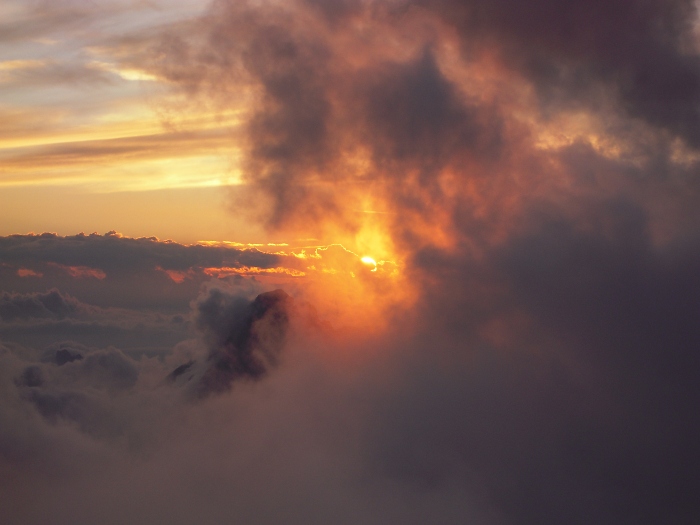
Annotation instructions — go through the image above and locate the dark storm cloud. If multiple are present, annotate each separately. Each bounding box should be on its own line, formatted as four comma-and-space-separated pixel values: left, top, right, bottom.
374, 197, 700, 524
421, 0, 700, 144
302, 0, 363, 23
357, 49, 503, 173
133, 0, 507, 231
133, 0, 700, 241
205, 0, 338, 228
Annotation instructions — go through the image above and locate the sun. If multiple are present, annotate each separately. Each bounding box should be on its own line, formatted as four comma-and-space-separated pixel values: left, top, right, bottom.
361, 256, 377, 272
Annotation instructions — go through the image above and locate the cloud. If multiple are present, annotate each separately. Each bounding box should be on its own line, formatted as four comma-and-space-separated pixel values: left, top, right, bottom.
16, 268, 43, 278
0, 286, 200, 357
0, 1, 96, 44
0, 232, 281, 311
46, 263, 106, 280
125, 0, 700, 253
0, 289, 81, 321
0, 59, 115, 88
2, 223, 700, 524
193, 288, 293, 396
130, 1, 700, 521
421, 0, 700, 144
371, 196, 700, 522
2, 1, 700, 524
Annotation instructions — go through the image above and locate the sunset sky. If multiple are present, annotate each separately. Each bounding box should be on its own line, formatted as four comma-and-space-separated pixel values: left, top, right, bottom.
2, 1, 700, 524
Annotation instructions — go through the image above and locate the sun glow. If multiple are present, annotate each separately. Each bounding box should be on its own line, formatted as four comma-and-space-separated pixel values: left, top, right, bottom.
198, 236, 414, 333
361, 256, 378, 271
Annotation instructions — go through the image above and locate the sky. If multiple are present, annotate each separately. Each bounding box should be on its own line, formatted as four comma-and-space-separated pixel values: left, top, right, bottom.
1, 0, 700, 524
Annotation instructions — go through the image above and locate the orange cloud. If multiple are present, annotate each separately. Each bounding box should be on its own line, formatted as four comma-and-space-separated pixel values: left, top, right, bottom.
203, 266, 306, 278
48, 263, 106, 279
17, 268, 43, 278
156, 266, 196, 284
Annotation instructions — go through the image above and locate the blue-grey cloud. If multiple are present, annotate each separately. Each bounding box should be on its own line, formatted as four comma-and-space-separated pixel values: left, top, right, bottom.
0, 289, 82, 321
0, 232, 280, 311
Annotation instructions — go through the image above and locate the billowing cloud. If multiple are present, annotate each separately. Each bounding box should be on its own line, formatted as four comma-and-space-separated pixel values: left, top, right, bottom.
184, 288, 294, 396
125, 0, 700, 253
421, 0, 700, 144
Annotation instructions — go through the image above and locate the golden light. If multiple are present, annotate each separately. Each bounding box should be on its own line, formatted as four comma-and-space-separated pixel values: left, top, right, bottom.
361, 256, 378, 272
